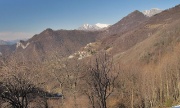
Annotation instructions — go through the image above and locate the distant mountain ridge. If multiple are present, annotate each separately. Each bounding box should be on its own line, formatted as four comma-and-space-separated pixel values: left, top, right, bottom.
0, 40, 8, 45
78, 23, 110, 31
0, 39, 27, 45
1, 5, 179, 63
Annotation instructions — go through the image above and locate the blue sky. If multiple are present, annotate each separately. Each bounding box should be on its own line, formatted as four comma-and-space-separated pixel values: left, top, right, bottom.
0, 0, 180, 40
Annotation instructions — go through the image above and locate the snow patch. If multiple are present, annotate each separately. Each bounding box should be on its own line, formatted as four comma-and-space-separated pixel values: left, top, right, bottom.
16, 42, 30, 49
142, 8, 163, 17
78, 23, 110, 31
95, 23, 110, 28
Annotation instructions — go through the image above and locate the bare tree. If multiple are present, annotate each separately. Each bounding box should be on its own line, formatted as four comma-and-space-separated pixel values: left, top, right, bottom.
0, 75, 48, 108
85, 53, 118, 108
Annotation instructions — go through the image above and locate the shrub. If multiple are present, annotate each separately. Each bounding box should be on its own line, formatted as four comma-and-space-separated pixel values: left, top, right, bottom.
165, 99, 173, 107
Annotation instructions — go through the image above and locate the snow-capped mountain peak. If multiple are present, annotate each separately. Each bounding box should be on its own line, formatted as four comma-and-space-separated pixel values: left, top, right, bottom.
82, 24, 92, 29
95, 23, 110, 28
142, 8, 163, 17
78, 23, 110, 31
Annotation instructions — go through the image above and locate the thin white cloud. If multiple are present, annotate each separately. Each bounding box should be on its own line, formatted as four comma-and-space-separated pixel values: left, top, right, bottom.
0, 32, 34, 40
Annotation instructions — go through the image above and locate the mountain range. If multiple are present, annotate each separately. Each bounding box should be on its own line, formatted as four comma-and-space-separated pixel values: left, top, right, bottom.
1, 4, 180, 108
0, 6, 177, 62
0, 5, 178, 63
0, 39, 26, 45
76, 8, 162, 31
77, 23, 110, 31
0, 40, 8, 45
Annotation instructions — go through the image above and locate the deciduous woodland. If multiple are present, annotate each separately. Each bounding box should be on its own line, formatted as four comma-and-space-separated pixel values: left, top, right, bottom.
1, 4, 180, 108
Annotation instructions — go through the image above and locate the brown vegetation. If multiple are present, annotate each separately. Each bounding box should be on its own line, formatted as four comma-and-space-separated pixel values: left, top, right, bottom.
1, 4, 180, 108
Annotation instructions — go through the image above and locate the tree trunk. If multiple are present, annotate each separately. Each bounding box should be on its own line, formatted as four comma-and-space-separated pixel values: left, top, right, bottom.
131, 89, 134, 108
